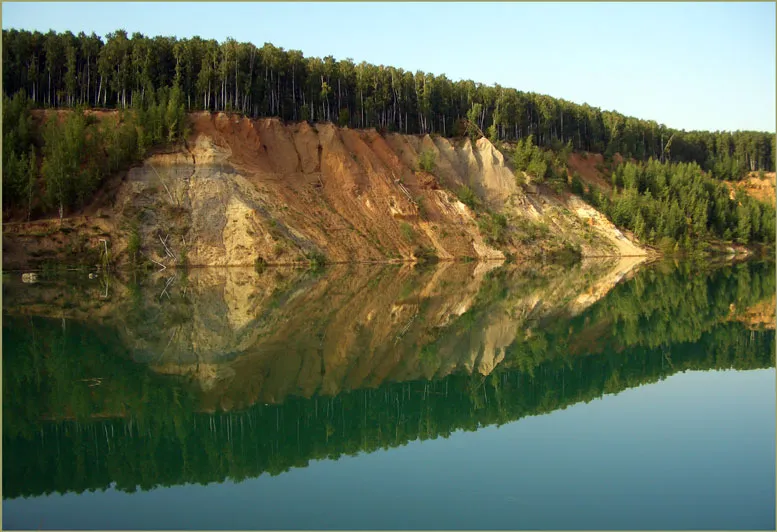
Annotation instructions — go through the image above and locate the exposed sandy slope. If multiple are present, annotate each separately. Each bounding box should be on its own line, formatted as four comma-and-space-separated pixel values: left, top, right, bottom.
112, 113, 507, 267
562, 195, 646, 256
567, 152, 614, 192
725, 172, 776, 206
2, 215, 115, 271
385, 134, 518, 209
3, 112, 648, 269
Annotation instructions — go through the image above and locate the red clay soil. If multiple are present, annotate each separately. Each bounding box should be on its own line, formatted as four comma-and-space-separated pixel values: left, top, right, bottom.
567, 152, 613, 192
724, 172, 776, 206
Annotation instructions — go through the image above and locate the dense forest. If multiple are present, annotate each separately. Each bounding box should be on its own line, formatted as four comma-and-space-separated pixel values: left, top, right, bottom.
508, 137, 776, 250
2, 89, 186, 218
586, 159, 776, 248
3, 28, 775, 178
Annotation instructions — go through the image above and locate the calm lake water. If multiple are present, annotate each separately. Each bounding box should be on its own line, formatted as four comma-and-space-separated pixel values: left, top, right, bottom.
2, 258, 775, 530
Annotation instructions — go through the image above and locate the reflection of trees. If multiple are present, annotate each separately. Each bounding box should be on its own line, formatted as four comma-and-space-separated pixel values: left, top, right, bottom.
501, 260, 776, 370
3, 260, 775, 499
4, 324, 774, 499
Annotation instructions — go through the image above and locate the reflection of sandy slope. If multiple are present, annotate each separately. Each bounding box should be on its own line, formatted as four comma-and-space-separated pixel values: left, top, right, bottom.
1, 273, 132, 322
565, 255, 650, 316
419, 256, 648, 379
183, 262, 494, 410
728, 295, 776, 330
119, 267, 310, 368
2, 257, 646, 412
167, 257, 646, 412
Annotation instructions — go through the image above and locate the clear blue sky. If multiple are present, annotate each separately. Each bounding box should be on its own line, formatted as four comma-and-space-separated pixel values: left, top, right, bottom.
3, 2, 775, 132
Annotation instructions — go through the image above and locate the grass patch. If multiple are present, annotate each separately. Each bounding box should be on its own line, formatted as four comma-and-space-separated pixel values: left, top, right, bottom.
477, 211, 508, 246
306, 251, 327, 271
414, 195, 428, 220
456, 185, 480, 210
513, 217, 551, 244
127, 225, 141, 265
545, 242, 583, 266
413, 245, 438, 265
400, 222, 415, 241
419, 149, 436, 173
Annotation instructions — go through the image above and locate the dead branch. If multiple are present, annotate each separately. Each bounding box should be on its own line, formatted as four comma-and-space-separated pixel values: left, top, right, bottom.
98, 239, 109, 262
148, 163, 176, 205
162, 325, 181, 355
159, 234, 176, 261
140, 250, 167, 271
159, 275, 176, 300
463, 119, 486, 140
394, 312, 419, 344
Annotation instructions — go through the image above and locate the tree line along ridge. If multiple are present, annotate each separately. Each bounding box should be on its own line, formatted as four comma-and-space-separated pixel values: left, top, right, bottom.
3, 28, 774, 175
2, 28, 775, 251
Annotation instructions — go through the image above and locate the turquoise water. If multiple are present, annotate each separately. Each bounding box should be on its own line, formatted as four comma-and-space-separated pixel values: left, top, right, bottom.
3, 259, 775, 529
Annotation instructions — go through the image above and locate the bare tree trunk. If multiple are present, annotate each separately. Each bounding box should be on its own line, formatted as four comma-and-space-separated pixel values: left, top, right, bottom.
86, 57, 90, 105
269, 69, 273, 115
26, 179, 33, 222
561, 110, 564, 143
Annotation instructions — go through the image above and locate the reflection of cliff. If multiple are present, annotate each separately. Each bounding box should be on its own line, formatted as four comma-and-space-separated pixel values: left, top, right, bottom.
4, 320, 773, 501
2, 257, 647, 412
186, 258, 643, 410
3, 260, 775, 499
5, 258, 774, 415
153, 256, 774, 413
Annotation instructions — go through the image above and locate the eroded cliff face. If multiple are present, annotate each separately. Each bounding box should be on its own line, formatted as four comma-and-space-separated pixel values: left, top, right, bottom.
2, 113, 648, 270
112, 114, 508, 267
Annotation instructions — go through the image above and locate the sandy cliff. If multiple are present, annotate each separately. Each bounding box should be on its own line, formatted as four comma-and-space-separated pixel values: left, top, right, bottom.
2, 113, 647, 270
